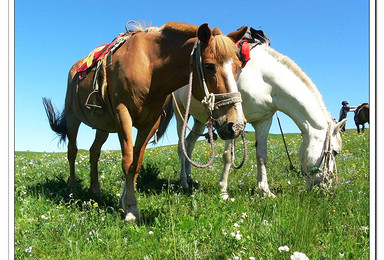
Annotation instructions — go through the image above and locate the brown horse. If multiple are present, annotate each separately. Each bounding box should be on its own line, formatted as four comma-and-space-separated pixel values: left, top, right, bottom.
354, 103, 369, 133
43, 22, 248, 221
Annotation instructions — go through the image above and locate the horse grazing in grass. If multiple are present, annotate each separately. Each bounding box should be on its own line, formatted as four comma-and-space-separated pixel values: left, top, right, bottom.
43, 21, 248, 221
165, 36, 346, 197
354, 103, 369, 133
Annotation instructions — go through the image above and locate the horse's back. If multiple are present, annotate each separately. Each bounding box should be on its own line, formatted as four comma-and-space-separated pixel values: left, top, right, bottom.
354, 103, 369, 124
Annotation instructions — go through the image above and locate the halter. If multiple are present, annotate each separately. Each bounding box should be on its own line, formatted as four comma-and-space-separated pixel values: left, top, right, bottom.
190, 40, 243, 115
310, 123, 338, 189
180, 40, 245, 168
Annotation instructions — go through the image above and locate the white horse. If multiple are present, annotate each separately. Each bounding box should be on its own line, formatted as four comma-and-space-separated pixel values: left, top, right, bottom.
171, 42, 346, 197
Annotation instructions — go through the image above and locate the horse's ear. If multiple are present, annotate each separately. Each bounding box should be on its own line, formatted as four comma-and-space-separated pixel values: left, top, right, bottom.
227, 26, 248, 43
212, 27, 223, 36
197, 23, 212, 43
334, 118, 347, 134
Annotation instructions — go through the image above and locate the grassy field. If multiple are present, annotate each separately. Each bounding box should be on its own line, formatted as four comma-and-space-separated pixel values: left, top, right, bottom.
14, 129, 370, 259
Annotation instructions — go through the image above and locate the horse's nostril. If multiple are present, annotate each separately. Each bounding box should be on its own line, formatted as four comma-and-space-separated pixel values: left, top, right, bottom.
227, 123, 234, 135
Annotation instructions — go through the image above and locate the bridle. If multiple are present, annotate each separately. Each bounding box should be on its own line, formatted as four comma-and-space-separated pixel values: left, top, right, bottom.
180, 39, 246, 168
309, 123, 338, 189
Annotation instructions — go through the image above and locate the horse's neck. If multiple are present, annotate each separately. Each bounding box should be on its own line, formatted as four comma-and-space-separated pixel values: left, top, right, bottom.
252, 45, 331, 136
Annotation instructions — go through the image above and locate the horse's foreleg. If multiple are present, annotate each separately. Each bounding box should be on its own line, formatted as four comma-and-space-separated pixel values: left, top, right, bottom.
118, 106, 162, 222
362, 124, 365, 133
89, 130, 109, 196
218, 140, 232, 198
253, 119, 275, 198
115, 105, 136, 221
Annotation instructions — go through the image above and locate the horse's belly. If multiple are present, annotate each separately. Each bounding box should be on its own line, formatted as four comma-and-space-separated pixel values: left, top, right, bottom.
80, 108, 117, 132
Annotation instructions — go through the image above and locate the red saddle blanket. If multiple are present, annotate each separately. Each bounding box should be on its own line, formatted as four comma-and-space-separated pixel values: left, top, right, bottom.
76, 33, 128, 73
236, 40, 251, 68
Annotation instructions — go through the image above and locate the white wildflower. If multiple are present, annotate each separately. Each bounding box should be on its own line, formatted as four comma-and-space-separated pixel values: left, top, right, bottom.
262, 219, 269, 226
230, 198, 235, 202
339, 252, 345, 257
222, 194, 229, 200
288, 180, 291, 185
290, 251, 309, 260
148, 230, 154, 235
231, 253, 240, 260
242, 212, 248, 218
234, 223, 240, 228
24, 246, 33, 253
278, 245, 290, 252
360, 226, 369, 233
249, 257, 256, 260
231, 230, 242, 240
41, 215, 48, 220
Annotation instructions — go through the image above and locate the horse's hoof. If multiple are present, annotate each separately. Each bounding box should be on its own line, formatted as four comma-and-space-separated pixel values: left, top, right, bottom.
264, 191, 276, 198
221, 193, 229, 200
124, 212, 137, 222
68, 179, 78, 190
123, 205, 140, 223
180, 180, 190, 190
89, 185, 102, 197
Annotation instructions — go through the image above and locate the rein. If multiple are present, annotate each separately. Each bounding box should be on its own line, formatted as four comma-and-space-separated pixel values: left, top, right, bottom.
180, 40, 245, 168
231, 131, 247, 169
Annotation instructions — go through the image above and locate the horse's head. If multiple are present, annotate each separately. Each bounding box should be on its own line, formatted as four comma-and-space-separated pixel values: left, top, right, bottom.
300, 119, 347, 190
191, 24, 248, 140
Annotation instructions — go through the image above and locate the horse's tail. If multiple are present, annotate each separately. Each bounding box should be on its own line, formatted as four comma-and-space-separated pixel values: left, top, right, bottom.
42, 97, 67, 144
152, 95, 174, 144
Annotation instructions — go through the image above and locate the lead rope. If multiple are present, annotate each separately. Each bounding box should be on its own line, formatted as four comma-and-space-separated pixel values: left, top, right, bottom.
276, 112, 300, 174
180, 40, 216, 168
230, 131, 247, 169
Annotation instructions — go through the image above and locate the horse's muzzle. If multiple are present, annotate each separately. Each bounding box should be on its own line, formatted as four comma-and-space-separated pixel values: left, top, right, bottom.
216, 122, 245, 140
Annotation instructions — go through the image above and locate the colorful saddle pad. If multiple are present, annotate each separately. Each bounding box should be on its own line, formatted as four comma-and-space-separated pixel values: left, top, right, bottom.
76, 33, 129, 73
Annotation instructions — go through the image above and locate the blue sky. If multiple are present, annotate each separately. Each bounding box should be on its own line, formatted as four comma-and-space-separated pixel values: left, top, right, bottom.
15, 0, 370, 152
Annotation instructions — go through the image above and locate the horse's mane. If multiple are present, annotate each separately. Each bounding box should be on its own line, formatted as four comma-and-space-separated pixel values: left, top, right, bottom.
160, 22, 198, 37
262, 45, 332, 120
161, 22, 237, 63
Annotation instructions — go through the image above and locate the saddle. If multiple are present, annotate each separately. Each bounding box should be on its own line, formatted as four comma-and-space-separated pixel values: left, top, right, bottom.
77, 32, 133, 109
237, 27, 271, 67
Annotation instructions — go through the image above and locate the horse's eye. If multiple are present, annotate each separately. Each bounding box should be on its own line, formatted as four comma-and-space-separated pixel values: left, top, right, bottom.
204, 63, 217, 73
332, 150, 338, 156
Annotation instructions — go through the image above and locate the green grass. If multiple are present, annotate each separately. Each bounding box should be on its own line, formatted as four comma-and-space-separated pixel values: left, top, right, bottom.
14, 129, 370, 259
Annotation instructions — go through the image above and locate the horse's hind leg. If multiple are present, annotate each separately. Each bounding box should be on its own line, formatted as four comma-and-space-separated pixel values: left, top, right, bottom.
89, 130, 109, 196
356, 122, 360, 134
66, 116, 81, 189
178, 118, 205, 190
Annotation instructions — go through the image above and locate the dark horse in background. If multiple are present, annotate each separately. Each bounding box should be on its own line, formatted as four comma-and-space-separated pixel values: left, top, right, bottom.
354, 103, 369, 133
43, 21, 248, 222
